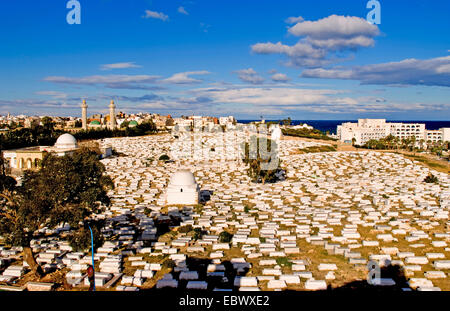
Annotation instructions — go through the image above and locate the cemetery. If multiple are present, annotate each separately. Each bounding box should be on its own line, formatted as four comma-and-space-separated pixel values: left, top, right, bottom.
0, 132, 448, 291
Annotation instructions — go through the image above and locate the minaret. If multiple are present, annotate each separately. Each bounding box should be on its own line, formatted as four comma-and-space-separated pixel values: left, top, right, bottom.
81, 100, 88, 130
109, 100, 116, 129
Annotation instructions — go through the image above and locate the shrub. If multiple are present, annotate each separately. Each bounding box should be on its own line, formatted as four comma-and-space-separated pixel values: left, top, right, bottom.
178, 225, 193, 233
424, 173, 439, 184
162, 259, 175, 269
219, 231, 233, 243
276, 257, 292, 267
193, 228, 203, 240
159, 154, 170, 161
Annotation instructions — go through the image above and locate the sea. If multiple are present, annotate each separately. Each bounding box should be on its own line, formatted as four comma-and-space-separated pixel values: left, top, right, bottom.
238, 120, 450, 135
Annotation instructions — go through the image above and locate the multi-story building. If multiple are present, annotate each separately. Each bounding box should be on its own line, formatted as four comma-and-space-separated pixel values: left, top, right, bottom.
425, 130, 443, 143
337, 119, 390, 145
337, 119, 449, 146
389, 122, 425, 141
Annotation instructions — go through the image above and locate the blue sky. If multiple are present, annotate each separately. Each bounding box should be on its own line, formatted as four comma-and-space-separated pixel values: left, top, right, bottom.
0, 0, 449, 120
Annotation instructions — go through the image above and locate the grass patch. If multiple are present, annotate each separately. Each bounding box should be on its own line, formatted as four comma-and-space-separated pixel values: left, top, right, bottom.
298, 145, 337, 154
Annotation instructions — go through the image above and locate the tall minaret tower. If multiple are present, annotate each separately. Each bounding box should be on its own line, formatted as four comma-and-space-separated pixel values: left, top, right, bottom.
109, 100, 116, 129
81, 100, 88, 130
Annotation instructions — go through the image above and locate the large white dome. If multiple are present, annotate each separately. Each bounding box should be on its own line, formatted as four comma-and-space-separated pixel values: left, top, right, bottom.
169, 170, 196, 186
55, 133, 78, 149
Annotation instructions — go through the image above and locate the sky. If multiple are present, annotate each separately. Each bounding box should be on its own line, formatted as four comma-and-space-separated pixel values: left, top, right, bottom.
0, 0, 449, 120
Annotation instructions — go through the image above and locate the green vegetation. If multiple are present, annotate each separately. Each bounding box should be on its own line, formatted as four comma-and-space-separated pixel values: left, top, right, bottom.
361, 134, 449, 157
276, 257, 292, 267
193, 228, 203, 240
219, 231, 233, 243
242, 136, 285, 184
74, 120, 158, 141
282, 127, 336, 141
400, 154, 449, 174
298, 144, 337, 153
158, 154, 170, 161
424, 173, 439, 184
162, 259, 175, 269
0, 148, 113, 277
0, 120, 158, 151
178, 225, 193, 233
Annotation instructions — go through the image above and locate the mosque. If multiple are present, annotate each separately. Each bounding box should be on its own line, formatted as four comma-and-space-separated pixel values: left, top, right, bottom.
165, 169, 200, 205
81, 99, 117, 130
2, 133, 80, 174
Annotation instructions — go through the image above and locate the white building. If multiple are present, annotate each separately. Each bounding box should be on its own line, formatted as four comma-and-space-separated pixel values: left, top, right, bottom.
219, 116, 236, 127
441, 128, 450, 143
425, 130, 443, 143
2, 133, 79, 172
337, 119, 390, 145
389, 122, 425, 141
337, 119, 449, 146
165, 170, 200, 205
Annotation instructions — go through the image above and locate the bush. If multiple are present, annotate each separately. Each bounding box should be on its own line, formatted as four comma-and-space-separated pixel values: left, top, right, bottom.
424, 173, 439, 184
178, 225, 193, 233
219, 231, 233, 243
162, 259, 175, 269
159, 154, 170, 161
276, 257, 292, 267
193, 228, 203, 240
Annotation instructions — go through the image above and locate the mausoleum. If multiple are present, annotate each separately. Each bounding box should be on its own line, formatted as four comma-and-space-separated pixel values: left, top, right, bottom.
165, 169, 199, 205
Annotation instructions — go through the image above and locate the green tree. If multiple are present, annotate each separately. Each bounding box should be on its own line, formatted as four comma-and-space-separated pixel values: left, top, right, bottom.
0, 148, 113, 277
281, 117, 292, 126
242, 136, 284, 184
41, 116, 54, 132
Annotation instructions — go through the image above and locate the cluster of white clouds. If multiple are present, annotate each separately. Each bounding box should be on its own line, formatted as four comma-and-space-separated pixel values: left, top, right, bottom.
143, 10, 169, 21
5, 13, 449, 117
252, 15, 380, 68
252, 14, 450, 88
43, 70, 211, 90
301, 56, 450, 87
143, 6, 189, 22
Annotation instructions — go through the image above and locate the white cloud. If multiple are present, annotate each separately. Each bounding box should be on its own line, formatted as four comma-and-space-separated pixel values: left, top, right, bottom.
252, 15, 380, 68
271, 73, 290, 82
285, 16, 304, 24
178, 6, 189, 15
190, 86, 448, 115
301, 56, 450, 87
35, 91, 68, 99
289, 15, 379, 40
143, 10, 169, 21
162, 71, 210, 84
252, 41, 329, 67
100, 62, 141, 70
45, 74, 160, 85
234, 68, 265, 84
44, 74, 161, 90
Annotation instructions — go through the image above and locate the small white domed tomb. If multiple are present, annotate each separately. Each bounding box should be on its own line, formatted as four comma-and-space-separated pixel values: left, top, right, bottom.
165, 169, 199, 205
